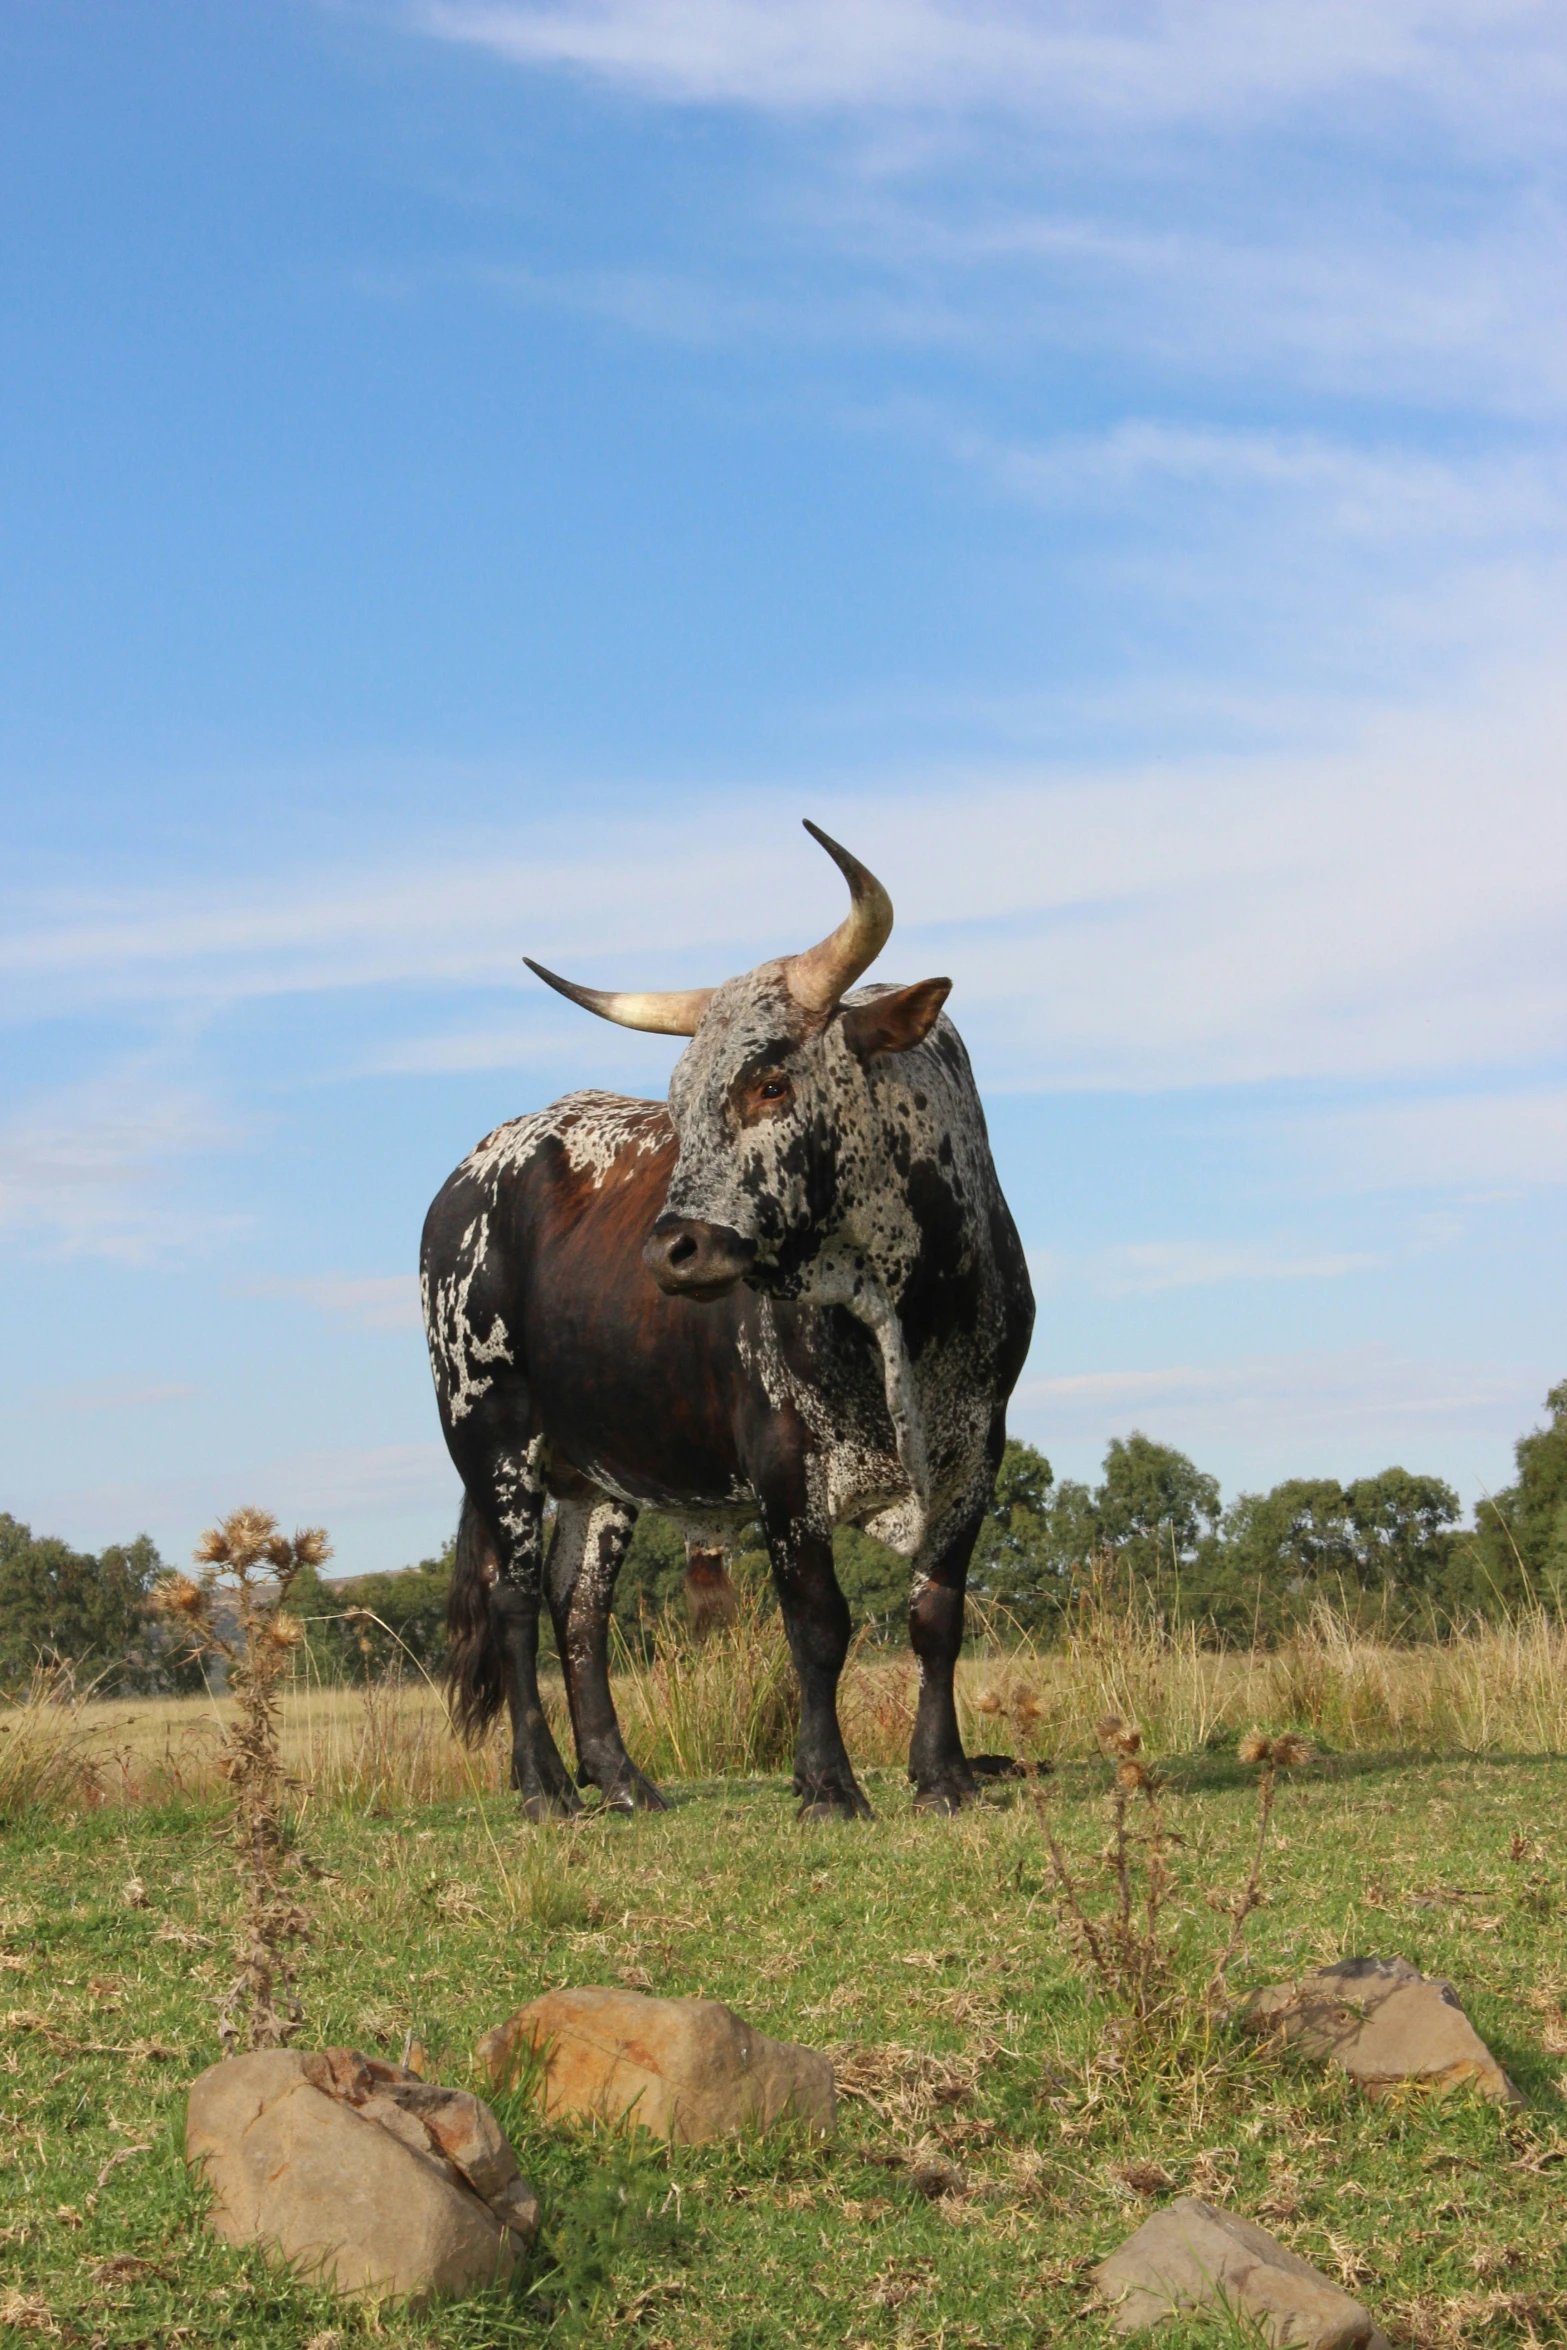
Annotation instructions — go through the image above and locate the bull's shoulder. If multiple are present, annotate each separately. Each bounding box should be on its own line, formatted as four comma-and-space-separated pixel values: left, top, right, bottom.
458, 1090, 674, 1196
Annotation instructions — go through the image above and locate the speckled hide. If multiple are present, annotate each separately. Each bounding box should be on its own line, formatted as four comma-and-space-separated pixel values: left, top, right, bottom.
422, 942, 1033, 1822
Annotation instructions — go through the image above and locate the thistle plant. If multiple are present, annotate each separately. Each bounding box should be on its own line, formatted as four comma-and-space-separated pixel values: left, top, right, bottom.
1037, 1714, 1314, 2040
1037, 1715, 1178, 2030
1202, 1729, 1313, 2008
157, 1507, 330, 2054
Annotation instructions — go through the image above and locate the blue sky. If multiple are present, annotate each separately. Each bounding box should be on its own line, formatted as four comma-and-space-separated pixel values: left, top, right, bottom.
2, 1, 1563, 1575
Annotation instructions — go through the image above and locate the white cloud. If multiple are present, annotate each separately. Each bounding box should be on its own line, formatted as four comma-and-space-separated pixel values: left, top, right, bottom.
245, 1275, 425, 1331
416, 2, 1567, 143
44, 1382, 198, 1413
1089, 1240, 1380, 1296
1276, 1086, 1567, 1195
962, 423, 1565, 546
1016, 1344, 1546, 1469
25, 1444, 461, 1557
3, 670, 1564, 1101
0, 1070, 247, 1262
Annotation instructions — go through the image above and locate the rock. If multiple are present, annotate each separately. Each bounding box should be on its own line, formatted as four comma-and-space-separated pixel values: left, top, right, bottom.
478, 1987, 836, 2143
1239, 1956, 1521, 2105
186, 2047, 539, 2307
1094, 2197, 1390, 2347
490, 2175, 543, 2240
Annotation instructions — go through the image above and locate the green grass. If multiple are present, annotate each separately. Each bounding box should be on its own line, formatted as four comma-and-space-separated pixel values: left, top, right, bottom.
2, 1755, 1565, 2348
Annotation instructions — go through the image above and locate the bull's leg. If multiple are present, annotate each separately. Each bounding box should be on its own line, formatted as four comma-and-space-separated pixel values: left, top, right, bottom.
766, 1516, 872, 1822
907, 1505, 987, 1814
485, 1467, 582, 1823
546, 1498, 668, 1812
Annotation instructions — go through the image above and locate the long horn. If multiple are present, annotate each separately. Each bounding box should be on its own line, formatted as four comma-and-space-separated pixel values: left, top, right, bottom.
524, 960, 714, 1036
786, 820, 894, 1013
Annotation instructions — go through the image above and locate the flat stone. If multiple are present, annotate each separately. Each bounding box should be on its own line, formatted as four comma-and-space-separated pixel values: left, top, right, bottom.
186, 2049, 538, 2307
1239, 1956, 1521, 2105
478, 1987, 835, 2144
1094, 2197, 1390, 2347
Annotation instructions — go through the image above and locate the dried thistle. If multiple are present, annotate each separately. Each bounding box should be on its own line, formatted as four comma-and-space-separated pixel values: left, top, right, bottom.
162, 1508, 331, 2056
1037, 1720, 1175, 2036
1202, 1724, 1314, 2010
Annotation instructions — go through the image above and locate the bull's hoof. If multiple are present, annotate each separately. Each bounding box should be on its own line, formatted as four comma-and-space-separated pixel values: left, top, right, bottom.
912, 1776, 980, 1815
519, 1783, 584, 1823
600, 1767, 670, 1814
795, 1776, 874, 1823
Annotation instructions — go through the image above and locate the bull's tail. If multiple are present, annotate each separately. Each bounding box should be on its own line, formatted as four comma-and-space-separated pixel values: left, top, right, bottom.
445, 1493, 506, 1744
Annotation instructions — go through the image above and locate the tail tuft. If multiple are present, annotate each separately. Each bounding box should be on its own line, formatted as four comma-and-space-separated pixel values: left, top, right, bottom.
446, 1494, 506, 1743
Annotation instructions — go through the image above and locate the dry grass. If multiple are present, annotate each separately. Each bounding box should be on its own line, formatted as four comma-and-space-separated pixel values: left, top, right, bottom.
4, 1596, 1563, 1816
0, 1666, 108, 1818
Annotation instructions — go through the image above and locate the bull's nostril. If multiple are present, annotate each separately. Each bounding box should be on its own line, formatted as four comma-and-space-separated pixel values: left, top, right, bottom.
668, 1235, 698, 1265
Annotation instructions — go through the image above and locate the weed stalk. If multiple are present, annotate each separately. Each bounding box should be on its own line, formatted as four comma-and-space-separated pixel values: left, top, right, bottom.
157, 1508, 330, 2053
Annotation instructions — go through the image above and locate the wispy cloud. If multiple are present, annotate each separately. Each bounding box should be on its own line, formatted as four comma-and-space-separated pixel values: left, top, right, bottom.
417, 2, 1567, 143
1015, 1344, 1546, 1482
44, 1382, 198, 1414
959, 423, 1565, 546
4, 673, 1564, 1102
22, 1444, 460, 1557
1089, 1240, 1380, 1296
244, 1275, 424, 1331
0, 1069, 247, 1262
1273, 1086, 1567, 1196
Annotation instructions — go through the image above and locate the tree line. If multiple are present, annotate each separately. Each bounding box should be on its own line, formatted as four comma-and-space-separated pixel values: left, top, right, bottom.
3, 1380, 1563, 1693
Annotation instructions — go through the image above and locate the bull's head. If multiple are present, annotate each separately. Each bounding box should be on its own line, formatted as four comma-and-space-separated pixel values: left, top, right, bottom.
527, 823, 952, 1303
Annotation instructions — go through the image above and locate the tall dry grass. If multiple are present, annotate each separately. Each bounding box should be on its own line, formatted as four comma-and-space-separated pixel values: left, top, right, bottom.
4, 1595, 1563, 1817
0, 1666, 108, 1818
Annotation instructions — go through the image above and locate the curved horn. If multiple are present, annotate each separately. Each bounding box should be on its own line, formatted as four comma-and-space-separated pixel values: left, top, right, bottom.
786, 820, 894, 1014
524, 960, 714, 1037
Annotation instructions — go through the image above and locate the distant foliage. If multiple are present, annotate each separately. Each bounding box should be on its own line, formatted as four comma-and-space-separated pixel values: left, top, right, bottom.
0, 1515, 200, 1695
12, 1385, 1554, 1692
1452, 1379, 1567, 1614
293, 1546, 454, 1679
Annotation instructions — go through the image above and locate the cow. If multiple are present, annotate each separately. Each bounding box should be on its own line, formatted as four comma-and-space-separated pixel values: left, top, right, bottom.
421, 822, 1034, 1821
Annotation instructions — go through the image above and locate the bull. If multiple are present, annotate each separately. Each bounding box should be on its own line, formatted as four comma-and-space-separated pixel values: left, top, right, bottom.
421, 823, 1034, 1820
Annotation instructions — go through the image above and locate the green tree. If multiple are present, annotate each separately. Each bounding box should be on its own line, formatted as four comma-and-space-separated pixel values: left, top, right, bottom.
612, 1513, 690, 1630
1203, 1479, 1357, 1636
1453, 1381, 1567, 1613
0, 1517, 191, 1693
1203, 1471, 1457, 1637
1095, 1432, 1221, 1583
1344, 1468, 1459, 1600
331, 1548, 455, 1678
831, 1523, 909, 1634
968, 1439, 1061, 1630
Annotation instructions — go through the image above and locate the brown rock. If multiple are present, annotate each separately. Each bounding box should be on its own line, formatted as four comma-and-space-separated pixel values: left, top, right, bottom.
490, 2175, 543, 2241
478, 1988, 835, 2143
1094, 2198, 1390, 2347
186, 2049, 538, 2306
395, 2082, 520, 2203
1240, 1956, 1521, 2105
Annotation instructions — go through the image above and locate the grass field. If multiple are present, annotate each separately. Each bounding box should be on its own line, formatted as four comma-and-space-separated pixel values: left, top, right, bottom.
7, 1596, 1567, 1812
3, 1734, 1566, 2347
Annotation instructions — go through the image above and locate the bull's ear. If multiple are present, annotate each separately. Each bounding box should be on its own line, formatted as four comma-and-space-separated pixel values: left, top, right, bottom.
840, 977, 951, 1061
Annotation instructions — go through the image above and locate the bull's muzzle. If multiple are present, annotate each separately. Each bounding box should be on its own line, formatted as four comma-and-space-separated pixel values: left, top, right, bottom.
644, 1215, 757, 1301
